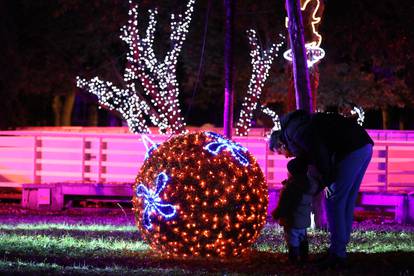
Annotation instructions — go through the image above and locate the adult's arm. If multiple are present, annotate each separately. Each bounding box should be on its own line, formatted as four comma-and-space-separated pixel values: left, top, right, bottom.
291, 130, 333, 187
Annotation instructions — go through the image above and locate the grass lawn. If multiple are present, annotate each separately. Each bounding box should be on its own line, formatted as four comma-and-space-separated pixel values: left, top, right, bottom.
0, 206, 413, 275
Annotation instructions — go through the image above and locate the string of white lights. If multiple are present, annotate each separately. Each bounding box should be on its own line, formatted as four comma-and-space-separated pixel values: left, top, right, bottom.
121, 0, 195, 134
76, 77, 152, 133
350, 106, 365, 126
261, 106, 281, 131
235, 31, 284, 136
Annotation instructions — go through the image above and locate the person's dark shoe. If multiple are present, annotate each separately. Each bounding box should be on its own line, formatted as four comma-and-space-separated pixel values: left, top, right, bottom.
299, 240, 309, 263
316, 253, 347, 270
288, 246, 300, 264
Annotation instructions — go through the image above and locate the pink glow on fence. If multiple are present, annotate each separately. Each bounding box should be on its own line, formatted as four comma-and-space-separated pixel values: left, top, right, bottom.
0, 128, 413, 193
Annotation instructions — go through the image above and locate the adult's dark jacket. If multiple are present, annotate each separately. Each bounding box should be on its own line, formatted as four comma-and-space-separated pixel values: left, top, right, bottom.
279, 110, 374, 187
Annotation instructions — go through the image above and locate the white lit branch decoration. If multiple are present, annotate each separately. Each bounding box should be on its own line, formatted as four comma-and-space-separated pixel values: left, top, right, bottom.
350, 106, 365, 126
235, 31, 284, 136
77, 0, 196, 134
261, 106, 281, 131
76, 77, 154, 133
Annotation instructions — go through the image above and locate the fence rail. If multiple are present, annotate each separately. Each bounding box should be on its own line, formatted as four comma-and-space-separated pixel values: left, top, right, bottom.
1, 129, 414, 193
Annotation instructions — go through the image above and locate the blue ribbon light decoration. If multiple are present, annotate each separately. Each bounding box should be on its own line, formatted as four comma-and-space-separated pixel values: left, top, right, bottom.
204, 132, 250, 166
136, 172, 177, 230
145, 143, 159, 161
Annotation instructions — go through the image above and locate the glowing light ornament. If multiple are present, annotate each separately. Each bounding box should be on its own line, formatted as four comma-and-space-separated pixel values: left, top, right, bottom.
350, 106, 365, 126
283, 44, 325, 68
142, 135, 159, 161
133, 131, 268, 258
283, 0, 325, 68
77, 0, 196, 134
235, 30, 284, 136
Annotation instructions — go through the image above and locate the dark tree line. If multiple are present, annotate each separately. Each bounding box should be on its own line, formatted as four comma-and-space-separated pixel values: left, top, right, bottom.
1, 0, 413, 130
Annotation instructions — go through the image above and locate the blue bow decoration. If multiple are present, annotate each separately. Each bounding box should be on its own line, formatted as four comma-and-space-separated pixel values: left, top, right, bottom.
204, 132, 250, 166
144, 143, 159, 161
136, 172, 177, 230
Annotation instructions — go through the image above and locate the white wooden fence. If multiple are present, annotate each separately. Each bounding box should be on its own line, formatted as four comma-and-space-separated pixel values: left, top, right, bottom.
1, 129, 414, 193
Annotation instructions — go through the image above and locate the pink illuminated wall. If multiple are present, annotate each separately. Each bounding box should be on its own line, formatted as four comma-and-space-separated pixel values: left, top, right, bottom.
0, 128, 413, 193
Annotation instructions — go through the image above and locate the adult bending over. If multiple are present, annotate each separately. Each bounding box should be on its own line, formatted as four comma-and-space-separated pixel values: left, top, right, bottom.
270, 109, 374, 268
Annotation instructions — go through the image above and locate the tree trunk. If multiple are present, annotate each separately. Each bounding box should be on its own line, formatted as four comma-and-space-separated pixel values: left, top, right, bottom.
223, 0, 235, 138
309, 66, 326, 228
52, 95, 62, 126
88, 104, 98, 126
399, 108, 405, 130
286, 0, 328, 229
287, 63, 319, 112
61, 90, 76, 126
287, 66, 296, 112
382, 107, 390, 130
285, 0, 313, 112
310, 66, 319, 110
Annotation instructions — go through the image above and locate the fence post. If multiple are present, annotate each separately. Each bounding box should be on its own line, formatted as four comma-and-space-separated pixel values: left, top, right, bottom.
97, 137, 103, 183
81, 137, 86, 182
32, 135, 38, 184
385, 145, 389, 192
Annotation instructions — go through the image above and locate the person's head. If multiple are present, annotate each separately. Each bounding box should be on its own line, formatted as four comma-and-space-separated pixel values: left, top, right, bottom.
287, 157, 308, 177
269, 130, 293, 158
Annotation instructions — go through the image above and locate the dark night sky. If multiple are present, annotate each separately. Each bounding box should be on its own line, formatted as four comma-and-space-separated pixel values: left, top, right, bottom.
1, 0, 414, 130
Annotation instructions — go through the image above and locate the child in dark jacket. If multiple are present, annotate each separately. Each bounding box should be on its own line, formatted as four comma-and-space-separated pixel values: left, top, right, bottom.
272, 156, 320, 263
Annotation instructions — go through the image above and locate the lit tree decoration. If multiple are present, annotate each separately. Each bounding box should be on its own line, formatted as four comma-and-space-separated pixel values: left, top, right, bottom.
314, 106, 365, 126
350, 106, 365, 126
77, 0, 196, 134
76, 77, 155, 133
261, 106, 281, 131
133, 132, 268, 257
235, 31, 284, 136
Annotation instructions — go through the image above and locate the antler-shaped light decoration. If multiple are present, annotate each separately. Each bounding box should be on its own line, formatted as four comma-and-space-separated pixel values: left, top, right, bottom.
77, 0, 196, 134
120, 0, 196, 134
204, 132, 250, 166
136, 172, 177, 230
235, 30, 284, 136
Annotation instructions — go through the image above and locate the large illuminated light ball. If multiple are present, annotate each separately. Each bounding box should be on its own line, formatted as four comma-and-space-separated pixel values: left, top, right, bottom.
132, 131, 268, 258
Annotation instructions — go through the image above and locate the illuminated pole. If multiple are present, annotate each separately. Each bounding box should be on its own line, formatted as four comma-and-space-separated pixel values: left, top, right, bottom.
285, 0, 313, 112
223, 0, 235, 138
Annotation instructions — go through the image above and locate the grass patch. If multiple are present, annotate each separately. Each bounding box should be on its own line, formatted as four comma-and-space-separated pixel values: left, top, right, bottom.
0, 233, 149, 259
0, 223, 135, 232
0, 220, 412, 275
0, 260, 194, 275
